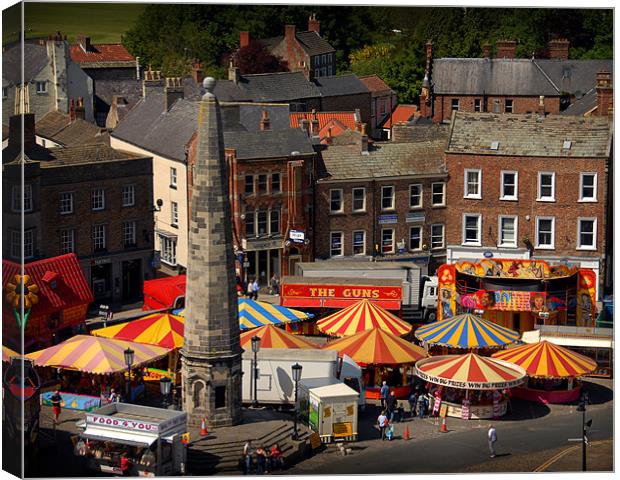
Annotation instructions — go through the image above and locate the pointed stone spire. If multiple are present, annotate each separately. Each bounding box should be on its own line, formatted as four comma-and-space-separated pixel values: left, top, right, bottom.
181, 77, 243, 427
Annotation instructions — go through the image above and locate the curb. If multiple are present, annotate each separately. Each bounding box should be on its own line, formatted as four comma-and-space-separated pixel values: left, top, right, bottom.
533, 440, 609, 472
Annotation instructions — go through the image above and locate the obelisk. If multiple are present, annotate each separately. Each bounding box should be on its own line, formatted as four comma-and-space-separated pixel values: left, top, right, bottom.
181, 77, 243, 426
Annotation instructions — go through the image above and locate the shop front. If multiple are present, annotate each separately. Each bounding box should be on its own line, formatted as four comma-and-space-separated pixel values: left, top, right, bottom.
241, 238, 282, 286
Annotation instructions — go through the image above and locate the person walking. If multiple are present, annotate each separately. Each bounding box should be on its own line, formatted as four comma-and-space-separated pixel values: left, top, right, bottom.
50, 390, 63, 425
488, 425, 498, 458
377, 411, 388, 441
246, 280, 254, 299
242, 440, 254, 474
252, 279, 260, 300
380, 381, 389, 409
270, 274, 280, 295
386, 391, 397, 423
408, 390, 418, 418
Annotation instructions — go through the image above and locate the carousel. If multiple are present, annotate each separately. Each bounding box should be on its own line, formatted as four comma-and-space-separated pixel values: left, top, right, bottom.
321, 327, 427, 399
415, 352, 527, 419
239, 324, 318, 349
491, 340, 598, 404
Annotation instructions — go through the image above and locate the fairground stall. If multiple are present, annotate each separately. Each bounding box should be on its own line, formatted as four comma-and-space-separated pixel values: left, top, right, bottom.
414, 352, 527, 419
491, 340, 597, 403
75, 403, 187, 476
437, 259, 598, 332
322, 327, 427, 399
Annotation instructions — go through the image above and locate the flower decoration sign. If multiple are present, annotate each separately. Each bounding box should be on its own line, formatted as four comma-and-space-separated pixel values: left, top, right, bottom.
4, 274, 39, 329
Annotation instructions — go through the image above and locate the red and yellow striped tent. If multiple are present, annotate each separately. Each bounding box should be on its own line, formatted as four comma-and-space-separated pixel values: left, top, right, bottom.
2, 345, 19, 362
316, 298, 412, 337
91, 313, 184, 349
415, 353, 527, 390
240, 325, 318, 349
491, 340, 597, 378
321, 327, 426, 365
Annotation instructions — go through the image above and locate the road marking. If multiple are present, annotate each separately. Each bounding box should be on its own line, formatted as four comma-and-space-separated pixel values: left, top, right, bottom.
533, 440, 607, 472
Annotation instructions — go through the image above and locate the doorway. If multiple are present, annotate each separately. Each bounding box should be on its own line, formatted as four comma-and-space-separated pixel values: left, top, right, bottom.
122, 259, 142, 303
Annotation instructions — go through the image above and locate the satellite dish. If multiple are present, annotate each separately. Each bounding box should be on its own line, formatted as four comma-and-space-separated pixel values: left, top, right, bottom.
575, 90, 583, 99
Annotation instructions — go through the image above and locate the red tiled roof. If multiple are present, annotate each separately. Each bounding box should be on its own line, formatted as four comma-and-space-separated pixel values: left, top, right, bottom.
382, 105, 418, 129
70, 43, 135, 64
359, 75, 394, 94
290, 111, 357, 131
2, 253, 94, 318
143, 275, 187, 310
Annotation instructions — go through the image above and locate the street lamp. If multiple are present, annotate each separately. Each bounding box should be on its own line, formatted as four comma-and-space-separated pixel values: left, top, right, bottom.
251, 335, 261, 408
291, 362, 303, 440
160, 376, 172, 409
576, 391, 592, 471
123, 348, 134, 403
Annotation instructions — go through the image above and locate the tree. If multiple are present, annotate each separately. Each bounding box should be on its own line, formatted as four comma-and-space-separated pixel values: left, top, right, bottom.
227, 40, 288, 75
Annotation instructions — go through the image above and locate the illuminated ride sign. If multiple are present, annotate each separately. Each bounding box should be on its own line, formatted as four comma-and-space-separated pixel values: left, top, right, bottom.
281, 283, 402, 310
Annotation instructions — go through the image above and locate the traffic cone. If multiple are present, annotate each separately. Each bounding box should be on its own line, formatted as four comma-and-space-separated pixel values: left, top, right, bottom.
440, 417, 448, 433
403, 425, 410, 441
200, 417, 208, 436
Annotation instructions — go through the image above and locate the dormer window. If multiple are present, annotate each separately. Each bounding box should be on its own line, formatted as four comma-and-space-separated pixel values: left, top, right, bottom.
563, 140, 572, 150
36, 81, 47, 94
490, 141, 499, 150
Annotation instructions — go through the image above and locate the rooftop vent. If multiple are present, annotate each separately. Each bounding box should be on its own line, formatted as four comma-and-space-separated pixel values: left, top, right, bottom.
490, 141, 499, 150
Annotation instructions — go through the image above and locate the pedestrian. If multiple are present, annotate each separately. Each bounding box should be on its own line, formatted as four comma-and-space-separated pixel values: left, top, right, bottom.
50, 390, 63, 425
255, 445, 267, 474
377, 411, 388, 441
386, 391, 397, 423
120, 452, 132, 476
109, 388, 119, 403
270, 274, 280, 295
397, 403, 405, 423
252, 279, 260, 300
380, 381, 389, 409
408, 391, 418, 418
246, 280, 254, 299
488, 424, 497, 458
243, 440, 254, 474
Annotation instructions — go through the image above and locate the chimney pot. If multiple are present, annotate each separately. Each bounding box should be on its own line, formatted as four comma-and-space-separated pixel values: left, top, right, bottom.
482, 43, 492, 58
595, 70, 613, 117
285, 25, 296, 41
308, 14, 320, 34
496, 39, 517, 59
548, 38, 570, 60
259, 110, 270, 130
239, 31, 250, 48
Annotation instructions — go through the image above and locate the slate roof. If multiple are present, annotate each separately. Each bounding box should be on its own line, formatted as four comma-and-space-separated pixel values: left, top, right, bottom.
36, 111, 108, 146
318, 140, 447, 181
224, 128, 314, 160
561, 90, 598, 116
432, 59, 558, 96
359, 75, 394, 95
70, 43, 135, 66
242, 71, 322, 101
535, 59, 613, 95
42, 143, 141, 167
295, 31, 335, 56
2, 42, 49, 84
313, 74, 369, 97
446, 112, 612, 158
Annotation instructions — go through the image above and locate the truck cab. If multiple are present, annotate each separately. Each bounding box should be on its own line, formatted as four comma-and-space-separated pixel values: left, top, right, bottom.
420, 275, 438, 323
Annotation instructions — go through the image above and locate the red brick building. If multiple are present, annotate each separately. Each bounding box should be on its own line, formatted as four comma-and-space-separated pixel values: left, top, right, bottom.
358, 75, 397, 138
444, 111, 612, 298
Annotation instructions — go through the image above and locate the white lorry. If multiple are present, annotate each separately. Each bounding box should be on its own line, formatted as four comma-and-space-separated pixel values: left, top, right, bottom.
241, 348, 365, 408
294, 260, 438, 323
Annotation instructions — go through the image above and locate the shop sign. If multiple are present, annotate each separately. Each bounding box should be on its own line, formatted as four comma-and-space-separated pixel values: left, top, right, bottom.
144, 368, 176, 383
244, 238, 282, 251
282, 284, 401, 301
378, 214, 398, 225
483, 251, 494, 258
86, 414, 160, 433
406, 212, 425, 223
289, 230, 305, 243
92, 257, 112, 266
333, 422, 353, 437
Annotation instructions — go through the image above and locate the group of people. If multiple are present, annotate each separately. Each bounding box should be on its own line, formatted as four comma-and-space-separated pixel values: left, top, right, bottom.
242, 440, 285, 475
235, 275, 281, 299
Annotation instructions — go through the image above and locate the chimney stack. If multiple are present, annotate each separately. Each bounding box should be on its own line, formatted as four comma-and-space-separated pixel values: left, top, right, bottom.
142, 68, 163, 97
482, 43, 492, 59
285, 25, 296, 42
360, 123, 369, 154
228, 60, 240, 84
548, 38, 570, 60
192, 61, 204, 85
9, 113, 36, 150
496, 40, 517, 59
239, 31, 250, 49
308, 14, 320, 34
75, 97, 86, 120
77, 35, 92, 53
164, 77, 184, 112
595, 70, 613, 117
538, 96, 546, 117
300, 118, 310, 136
259, 109, 270, 130
69, 99, 76, 122
310, 109, 320, 136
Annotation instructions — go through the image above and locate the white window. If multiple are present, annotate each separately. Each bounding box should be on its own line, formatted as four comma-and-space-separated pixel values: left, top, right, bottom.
535, 217, 555, 249
409, 226, 422, 251
257, 211, 268, 235
270, 209, 280, 234
170, 167, 177, 188
409, 184, 422, 208
579, 173, 597, 202
122, 185, 135, 207
123, 221, 137, 247
474, 98, 482, 112
353, 230, 366, 255
352, 187, 366, 212
464, 169, 482, 199
500, 171, 518, 200
462, 214, 482, 246
10, 231, 20, 259
537, 172, 555, 201
171, 201, 179, 227
59, 192, 74, 214
92, 188, 105, 211
159, 234, 177, 266
330, 189, 343, 213
505, 99, 514, 113
93, 224, 106, 252
12, 184, 33, 212
36, 81, 47, 93
245, 211, 255, 236
431, 224, 445, 249
381, 228, 395, 254
577, 218, 597, 250
498, 215, 518, 247
451, 98, 459, 111
381, 186, 395, 210
271, 173, 281, 193
23, 229, 34, 258
60, 229, 75, 254
330, 232, 343, 257
431, 182, 446, 206
10, 229, 35, 258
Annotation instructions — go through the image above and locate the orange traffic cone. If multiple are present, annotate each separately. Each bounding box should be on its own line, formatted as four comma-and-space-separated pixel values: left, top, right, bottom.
440, 417, 448, 433
403, 425, 410, 441
200, 417, 208, 436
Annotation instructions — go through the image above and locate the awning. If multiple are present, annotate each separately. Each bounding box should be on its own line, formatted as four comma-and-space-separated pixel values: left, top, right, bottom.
82, 426, 158, 447
92, 313, 184, 349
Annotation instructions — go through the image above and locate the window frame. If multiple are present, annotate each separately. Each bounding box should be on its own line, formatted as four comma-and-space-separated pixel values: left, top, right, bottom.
500, 170, 518, 201
269, 209, 280, 235
10, 230, 20, 259
23, 229, 34, 259
498, 215, 518, 248
60, 228, 75, 254
577, 217, 597, 251
431, 182, 446, 207
451, 98, 459, 111
352, 230, 366, 256
2, 86, 7, 99
35, 81, 47, 94
409, 225, 422, 252
462, 213, 482, 246
122, 185, 135, 207
464, 169, 482, 199
170, 201, 179, 227
535, 216, 555, 250
256, 210, 268, 236
91, 188, 105, 211
330, 231, 344, 257
381, 228, 395, 254
92, 224, 107, 252
122, 221, 137, 248
537, 172, 556, 202
381, 185, 395, 211
59, 191, 74, 215
257, 174, 268, 194
271, 173, 281, 193
245, 210, 255, 237
431, 224, 445, 250
474, 98, 482, 112
409, 184, 423, 209
505, 99, 514, 113
329, 188, 344, 214
12, 184, 33, 212
352, 187, 366, 212
579, 172, 597, 202
170, 167, 177, 189
159, 234, 177, 266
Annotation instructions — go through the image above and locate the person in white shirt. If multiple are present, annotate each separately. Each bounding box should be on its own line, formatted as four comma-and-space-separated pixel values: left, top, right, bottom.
377, 411, 389, 441
488, 425, 498, 457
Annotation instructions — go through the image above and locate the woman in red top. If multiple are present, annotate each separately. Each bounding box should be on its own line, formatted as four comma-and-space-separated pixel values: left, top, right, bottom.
269, 443, 284, 471
120, 453, 132, 476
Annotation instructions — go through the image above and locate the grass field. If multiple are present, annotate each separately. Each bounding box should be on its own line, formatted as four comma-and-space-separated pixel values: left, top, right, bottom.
2, 2, 145, 45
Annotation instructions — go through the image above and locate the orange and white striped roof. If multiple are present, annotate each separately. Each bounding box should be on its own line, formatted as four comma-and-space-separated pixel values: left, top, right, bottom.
240, 325, 317, 349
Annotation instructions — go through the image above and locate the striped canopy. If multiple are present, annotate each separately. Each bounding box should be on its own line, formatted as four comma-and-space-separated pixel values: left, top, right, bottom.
26, 335, 170, 374
491, 340, 597, 378
240, 325, 318, 350
91, 313, 184, 349
415, 353, 527, 390
414, 313, 520, 349
176, 298, 313, 330
322, 327, 427, 365
2, 345, 19, 362
316, 298, 412, 337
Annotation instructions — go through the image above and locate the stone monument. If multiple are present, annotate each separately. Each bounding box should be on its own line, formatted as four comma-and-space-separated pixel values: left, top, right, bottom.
180, 77, 243, 427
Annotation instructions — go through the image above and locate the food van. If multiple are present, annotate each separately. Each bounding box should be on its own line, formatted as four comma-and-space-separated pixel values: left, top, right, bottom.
74, 403, 187, 477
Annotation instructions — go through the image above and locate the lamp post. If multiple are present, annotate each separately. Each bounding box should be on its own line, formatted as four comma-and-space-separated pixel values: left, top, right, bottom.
251, 336, 261, 408
160, 376, 172, 409
291, 362, 303, 440
123, 348, 134, 403
577, 391, 592, 471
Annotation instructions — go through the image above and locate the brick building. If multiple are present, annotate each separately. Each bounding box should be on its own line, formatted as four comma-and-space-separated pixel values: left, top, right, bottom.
3, 113, 154, 306
315, 128, 448, 273
290, 110, 360, 144
358, 75, 398, 138
419, 39, 613, 123
444, 111, 612, 298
